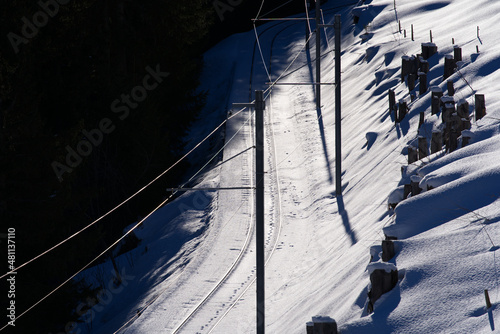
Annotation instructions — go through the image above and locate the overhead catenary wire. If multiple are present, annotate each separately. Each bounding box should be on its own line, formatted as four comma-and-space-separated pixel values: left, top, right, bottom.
0, 108, 245, 281
0, 107, 252, 332
255, 0, 266, 20
113, 109, 254, 334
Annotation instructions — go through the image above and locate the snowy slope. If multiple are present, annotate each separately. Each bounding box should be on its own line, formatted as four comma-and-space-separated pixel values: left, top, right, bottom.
75, 0, 500, 333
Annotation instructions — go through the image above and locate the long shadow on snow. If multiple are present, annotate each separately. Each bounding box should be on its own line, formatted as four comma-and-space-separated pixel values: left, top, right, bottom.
336, 194, 358, 245
306, 44, 334, 184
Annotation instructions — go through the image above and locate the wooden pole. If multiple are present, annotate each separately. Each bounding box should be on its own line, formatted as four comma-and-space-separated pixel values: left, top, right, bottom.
335, 14, 342, 196
418, 136, 428, 159
398, 100, 407, 122
255, 90, 265, 334
453, 46, 462, 62
485, 289, 492, 309
306, 0, 310, 50
419, 72, 427, 95
408, 73, 416, 91
408, 146, 418, 164
475, 94, 486, 120
411, 24, 414, 41
447, 80, 455, 96
418, 112, 425, 128
431, 131, 443, 153
388, 89, 396, 113
443, 55, 455, 80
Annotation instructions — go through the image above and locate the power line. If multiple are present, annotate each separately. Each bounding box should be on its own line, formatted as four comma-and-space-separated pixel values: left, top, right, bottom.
0, 107, 252, 331
0, 109, 244, 281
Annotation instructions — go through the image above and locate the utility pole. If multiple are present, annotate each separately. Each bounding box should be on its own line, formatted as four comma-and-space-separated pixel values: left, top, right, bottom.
335, 15, 342, 196
306, 0, 311, 49
316, 0, 322, 110
232, 90, 265, 334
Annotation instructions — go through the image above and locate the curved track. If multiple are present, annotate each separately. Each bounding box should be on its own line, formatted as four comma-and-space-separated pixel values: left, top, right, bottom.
170, 19, 300, 334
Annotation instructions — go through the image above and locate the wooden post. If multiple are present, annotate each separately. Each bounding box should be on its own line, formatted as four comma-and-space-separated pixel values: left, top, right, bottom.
367, 269, 398, 314
418, 112, 425, 129
431, 130, 443, 153
485, 289, 492, 309
306, 322, 314, 334
449, 131, 458, 152
421, 43, 438, 60
462, 131, 471, 147
388, 89, 396, 113
398, 20, 401, 33
408, 73, 416, 91
431, 96, 440, 115
447, 80, 455, 96
457, 100, 470, 118
475, 94, 486, 120
312, 316, 338, 334
404, 184, 412, 198
431, 86, 443, 115
429, 30, 433, 43
442, 103, 455, 124
411, 176, 421, 195
419, 72, 427, 94
443, 55, 455, 80
420, 59, 429, 73
453, 46, 462, 62
418, 136, 428, 159
408, 146, 418, 164
461, 118, 471, 131
476, 45, 480, 53
401, 56, 411, 82
382, 240, 395, 262
398, 100, 407, 122
411, 24, 414, 41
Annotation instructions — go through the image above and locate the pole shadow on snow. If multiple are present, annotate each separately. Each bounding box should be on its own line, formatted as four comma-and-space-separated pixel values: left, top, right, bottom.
336, 194, 358, 245
306, 44, 333, 184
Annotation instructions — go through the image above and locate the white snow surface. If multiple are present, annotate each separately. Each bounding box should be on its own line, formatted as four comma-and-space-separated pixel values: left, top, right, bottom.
75, 0, 500, 333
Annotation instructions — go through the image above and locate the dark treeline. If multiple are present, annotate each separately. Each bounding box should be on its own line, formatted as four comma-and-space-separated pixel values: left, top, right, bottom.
0, 0, 313, 332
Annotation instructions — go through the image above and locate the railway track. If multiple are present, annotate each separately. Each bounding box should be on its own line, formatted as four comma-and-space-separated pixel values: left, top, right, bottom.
170, 19, 299, 334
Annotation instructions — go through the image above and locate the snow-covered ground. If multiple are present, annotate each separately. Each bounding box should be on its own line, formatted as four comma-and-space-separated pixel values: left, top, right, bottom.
76, 0, 500, 333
